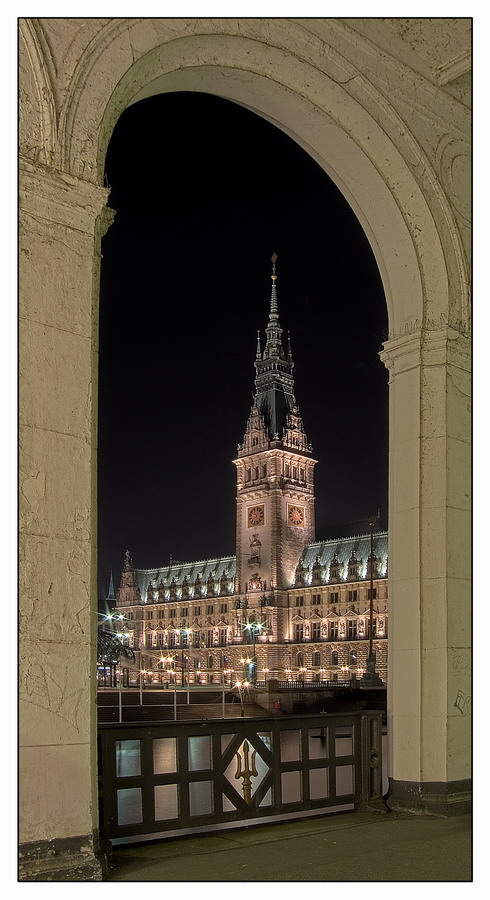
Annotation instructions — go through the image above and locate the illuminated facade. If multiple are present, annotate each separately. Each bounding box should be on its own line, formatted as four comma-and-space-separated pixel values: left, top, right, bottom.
114, 257, 388, 687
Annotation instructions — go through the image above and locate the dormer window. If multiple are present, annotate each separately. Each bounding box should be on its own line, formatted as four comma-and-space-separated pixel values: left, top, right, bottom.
329, 553, 341, 583
294, 561, 306, 587
311, 556, 323, 585
348, 551, 360, 580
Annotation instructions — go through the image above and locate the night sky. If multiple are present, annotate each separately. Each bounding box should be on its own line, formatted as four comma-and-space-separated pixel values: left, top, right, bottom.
98, 91, 389, 601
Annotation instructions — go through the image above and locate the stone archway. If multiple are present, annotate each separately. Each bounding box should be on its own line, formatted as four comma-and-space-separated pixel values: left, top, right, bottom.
19, 18, 470, 879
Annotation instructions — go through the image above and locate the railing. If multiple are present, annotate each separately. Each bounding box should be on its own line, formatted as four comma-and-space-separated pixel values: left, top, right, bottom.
274, 680, 351, 689
98, 709, 383, 845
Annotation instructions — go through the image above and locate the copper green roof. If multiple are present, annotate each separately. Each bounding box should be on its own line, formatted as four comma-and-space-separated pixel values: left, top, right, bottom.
135, 556, 236, 603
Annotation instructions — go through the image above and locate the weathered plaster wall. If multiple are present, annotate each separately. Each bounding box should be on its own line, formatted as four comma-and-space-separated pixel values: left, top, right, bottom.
19, 16, 471, 877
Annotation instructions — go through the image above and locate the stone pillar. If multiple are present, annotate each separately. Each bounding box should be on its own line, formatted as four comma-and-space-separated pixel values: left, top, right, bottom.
19, 159, 111, 880
381, 325, 471, 815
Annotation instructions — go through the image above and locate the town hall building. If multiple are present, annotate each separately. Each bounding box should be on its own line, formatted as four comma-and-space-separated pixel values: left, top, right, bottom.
113, 256, 388, 688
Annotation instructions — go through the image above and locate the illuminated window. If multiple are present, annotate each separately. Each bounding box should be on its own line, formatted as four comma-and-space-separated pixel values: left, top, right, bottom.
347, 620, 357, 639
311, 623, 321, 642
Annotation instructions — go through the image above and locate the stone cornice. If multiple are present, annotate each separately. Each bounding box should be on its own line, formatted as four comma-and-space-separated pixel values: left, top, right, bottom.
20, 157, 109, 234
380, 324, 471, 376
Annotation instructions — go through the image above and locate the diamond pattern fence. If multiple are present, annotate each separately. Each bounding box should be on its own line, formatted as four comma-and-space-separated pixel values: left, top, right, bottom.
98, 710, 383, 845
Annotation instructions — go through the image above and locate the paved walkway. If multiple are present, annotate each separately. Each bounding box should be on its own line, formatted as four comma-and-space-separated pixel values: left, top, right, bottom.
105, 809, 471, 882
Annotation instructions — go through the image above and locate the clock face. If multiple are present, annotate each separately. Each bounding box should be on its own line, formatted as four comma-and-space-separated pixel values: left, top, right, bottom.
248, 505, 265, 527
288, 504, 305, 527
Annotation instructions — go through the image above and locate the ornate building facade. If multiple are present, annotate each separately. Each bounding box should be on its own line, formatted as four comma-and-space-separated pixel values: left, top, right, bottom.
114, 258, 388, 688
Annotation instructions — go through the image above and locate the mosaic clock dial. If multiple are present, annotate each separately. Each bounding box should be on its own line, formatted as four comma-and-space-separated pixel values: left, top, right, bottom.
288, 504, 305, 527
248, 505, 265, 527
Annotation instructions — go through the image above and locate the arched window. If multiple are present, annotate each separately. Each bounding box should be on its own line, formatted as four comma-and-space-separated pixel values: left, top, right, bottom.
331, 651, 339, 666
208, 655, 214, 669
312, 650, 321, 667
349, 649, 357, 666
296, 652, 304, 668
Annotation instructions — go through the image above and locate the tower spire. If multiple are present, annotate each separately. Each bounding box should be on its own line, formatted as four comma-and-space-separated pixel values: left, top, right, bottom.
269, 252, 279, 321
264, 253, 284, 359
107, 570, 116, 602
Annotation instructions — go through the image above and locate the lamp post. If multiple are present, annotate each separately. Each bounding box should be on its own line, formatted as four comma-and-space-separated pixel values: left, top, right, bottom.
361, 515, 384, 687
175, 624, 190, 687
242, 618, 264, 684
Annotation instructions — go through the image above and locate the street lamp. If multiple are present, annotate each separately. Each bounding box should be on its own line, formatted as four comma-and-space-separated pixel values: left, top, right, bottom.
361, 515, 384, 687
242, 618, 264, 683
175, 625, 190, 686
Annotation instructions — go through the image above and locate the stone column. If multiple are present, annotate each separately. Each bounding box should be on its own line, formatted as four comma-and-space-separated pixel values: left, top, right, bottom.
19, 159, 112, 879
381, 325, 471, 814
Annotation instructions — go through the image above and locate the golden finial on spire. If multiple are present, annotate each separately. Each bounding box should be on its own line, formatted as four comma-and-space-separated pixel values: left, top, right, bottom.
271, 252, 278, 280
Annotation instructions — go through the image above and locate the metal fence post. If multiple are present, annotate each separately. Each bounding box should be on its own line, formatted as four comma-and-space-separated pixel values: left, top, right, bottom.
359, 711, 386, 812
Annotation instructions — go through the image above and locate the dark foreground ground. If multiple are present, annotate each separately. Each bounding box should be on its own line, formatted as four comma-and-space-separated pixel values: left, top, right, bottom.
105, 808, 471, 882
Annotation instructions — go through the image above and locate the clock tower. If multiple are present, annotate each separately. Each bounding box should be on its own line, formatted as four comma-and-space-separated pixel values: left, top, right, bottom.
233, 255, 317, 606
